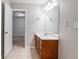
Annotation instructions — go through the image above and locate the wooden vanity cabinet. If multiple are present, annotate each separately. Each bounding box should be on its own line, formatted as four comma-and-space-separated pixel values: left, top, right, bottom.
34, 35, 58, 59
35, 35, 41, 53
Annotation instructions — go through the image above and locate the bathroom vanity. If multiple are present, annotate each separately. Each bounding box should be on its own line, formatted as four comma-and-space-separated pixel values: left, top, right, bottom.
34, 33, 58, 59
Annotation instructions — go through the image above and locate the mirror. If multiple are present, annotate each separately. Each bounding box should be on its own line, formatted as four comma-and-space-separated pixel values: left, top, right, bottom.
43, 3, 59, 34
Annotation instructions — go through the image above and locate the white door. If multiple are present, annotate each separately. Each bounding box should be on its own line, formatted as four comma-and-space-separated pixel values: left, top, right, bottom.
4, 3, 12, 57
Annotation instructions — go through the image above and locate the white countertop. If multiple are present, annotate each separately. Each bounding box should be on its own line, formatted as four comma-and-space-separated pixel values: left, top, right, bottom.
35, 33, 59, 40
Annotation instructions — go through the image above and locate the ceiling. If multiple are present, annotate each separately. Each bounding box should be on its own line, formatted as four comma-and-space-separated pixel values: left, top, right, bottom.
11, 0, 49, 5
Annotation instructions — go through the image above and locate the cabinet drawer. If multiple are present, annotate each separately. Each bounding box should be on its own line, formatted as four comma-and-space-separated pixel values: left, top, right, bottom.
40, 48, 58, 59
41, 40, 58, 48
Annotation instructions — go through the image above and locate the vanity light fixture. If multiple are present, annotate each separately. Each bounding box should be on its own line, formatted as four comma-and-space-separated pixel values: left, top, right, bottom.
44, 1, 58, 11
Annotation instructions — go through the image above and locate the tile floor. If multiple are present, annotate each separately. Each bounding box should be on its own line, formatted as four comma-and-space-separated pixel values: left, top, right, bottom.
5, 36, 39, 59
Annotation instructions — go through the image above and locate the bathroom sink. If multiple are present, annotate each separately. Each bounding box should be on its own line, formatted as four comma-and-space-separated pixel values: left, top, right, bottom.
35, 33, 59, 40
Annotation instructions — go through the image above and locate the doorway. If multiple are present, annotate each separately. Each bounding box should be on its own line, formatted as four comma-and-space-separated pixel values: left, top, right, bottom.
13, 10, 25, 48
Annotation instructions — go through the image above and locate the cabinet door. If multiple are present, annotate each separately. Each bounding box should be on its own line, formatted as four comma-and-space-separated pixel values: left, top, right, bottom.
40, 40, 58, 59
37, 37, 40, 53
35, 35, 37, 50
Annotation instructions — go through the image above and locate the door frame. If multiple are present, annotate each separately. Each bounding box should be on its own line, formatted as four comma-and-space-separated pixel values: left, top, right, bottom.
1, 3, 4, 59
12, 9, 27, 48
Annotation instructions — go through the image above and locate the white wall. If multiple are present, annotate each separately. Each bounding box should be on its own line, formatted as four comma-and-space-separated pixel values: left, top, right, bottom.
11, 3, 59, 47
26, 6, 44, 46
13, 17, 25, 36
59, 0, 78, 59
